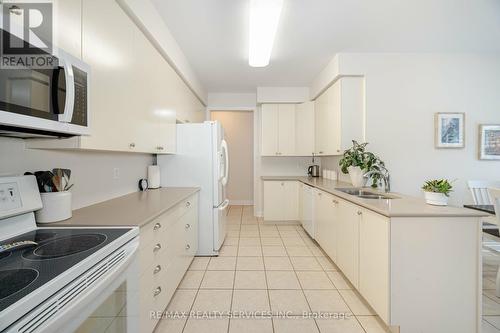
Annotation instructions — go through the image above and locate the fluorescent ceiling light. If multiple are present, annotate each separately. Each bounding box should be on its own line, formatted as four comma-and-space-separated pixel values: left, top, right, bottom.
249, 0, 283, 67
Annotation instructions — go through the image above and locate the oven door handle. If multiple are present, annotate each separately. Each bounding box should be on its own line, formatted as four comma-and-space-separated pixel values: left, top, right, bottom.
57, 57, 75, 123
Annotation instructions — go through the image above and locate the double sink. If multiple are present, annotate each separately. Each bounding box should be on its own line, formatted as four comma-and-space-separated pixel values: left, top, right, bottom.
335, 188, 399, 200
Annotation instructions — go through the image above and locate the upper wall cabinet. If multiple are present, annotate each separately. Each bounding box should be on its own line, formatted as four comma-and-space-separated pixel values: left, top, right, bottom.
260, 102, 314, 157
315, 77, 364, 156
27, 0, 204, 154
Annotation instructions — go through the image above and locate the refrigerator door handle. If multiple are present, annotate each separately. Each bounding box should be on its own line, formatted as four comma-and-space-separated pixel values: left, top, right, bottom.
221, 139, 229, 186
218, 199, 230, 210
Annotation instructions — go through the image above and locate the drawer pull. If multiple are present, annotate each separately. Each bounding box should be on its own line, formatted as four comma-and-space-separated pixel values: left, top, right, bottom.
186, 201, 191, 207
153, 223, 162, 230
154, 287, 162, 297
185, 223, 191, 229
153, 265, 161, 274
357, 211, 363, 216
332, 200, 339, 204
153, 243, 162, 252
185, 244, 190, 250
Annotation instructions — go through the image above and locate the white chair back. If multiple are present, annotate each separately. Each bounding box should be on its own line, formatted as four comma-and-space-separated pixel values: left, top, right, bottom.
468, 181, 500, 205
488, 188, 500, 225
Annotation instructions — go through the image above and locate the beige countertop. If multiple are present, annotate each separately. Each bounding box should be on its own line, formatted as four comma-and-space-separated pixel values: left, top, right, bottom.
44, 187, 200, 228
261, 176, 486, 218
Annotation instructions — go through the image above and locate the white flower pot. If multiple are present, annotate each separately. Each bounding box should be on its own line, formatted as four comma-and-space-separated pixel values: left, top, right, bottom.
35, 191, 72, 223
424, 191, 449, 206
347, 166, 366, 188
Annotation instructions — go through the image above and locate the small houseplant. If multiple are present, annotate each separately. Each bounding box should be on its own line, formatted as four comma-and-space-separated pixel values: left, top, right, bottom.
339, 141, 388, 188
422, 179, 453, 206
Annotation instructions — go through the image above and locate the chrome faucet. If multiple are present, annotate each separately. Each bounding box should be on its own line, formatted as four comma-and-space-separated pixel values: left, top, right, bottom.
364, 169, 391, 193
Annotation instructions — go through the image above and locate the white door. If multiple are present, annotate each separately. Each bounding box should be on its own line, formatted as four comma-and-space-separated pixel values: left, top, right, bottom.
278, 104, 296, 156
261, 104, 279, 156
213, 199, 229, 251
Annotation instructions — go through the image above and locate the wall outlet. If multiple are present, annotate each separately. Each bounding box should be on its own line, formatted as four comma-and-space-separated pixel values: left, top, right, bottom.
113, 168, 120, 179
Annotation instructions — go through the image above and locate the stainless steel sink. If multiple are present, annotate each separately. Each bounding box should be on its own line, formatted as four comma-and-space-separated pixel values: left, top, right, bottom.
335, 188, 398, 200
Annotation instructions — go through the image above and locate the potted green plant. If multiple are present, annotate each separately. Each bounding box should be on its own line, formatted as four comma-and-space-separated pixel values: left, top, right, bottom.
339, 141, 387, 188
422, 179, 453, 206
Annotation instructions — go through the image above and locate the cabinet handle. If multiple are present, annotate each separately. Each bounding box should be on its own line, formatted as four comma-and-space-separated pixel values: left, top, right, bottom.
332, 200, 339, 204
153, 243, 161, 252
129, 143, 136, 148
185, 244, 191, 250
357, 211, 363, 216
153, 265, 161, 274
186, 201, 191, 207
318, 192, 322, 196
156, 146, 164, 150
281, 182, 284, 186
154, 287, 162, 297
185, 223, 191, 229
319, 151, 324, 154
153, 223, 162, 230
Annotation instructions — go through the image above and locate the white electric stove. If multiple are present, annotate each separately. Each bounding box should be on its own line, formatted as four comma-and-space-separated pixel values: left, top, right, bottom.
0, 176, 140, 333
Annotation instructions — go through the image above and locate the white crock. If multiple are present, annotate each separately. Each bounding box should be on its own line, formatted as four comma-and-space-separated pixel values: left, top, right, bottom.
348, 166, 366, 188
35, 191, 72, 223
424, 191, 449, 206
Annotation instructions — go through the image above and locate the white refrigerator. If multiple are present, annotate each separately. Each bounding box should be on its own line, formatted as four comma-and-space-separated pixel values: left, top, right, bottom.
158, 121, 229, 256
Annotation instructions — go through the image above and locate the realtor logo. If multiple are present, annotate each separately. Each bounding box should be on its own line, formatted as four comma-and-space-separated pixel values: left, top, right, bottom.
1, 1, 57, 68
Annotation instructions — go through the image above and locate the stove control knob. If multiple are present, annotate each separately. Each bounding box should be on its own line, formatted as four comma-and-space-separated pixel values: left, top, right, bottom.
185, 244, 191, 250
185, 223, 191, 229
154, 287, 162, 297
153, 265, 161, 274
153, 223, 162, 231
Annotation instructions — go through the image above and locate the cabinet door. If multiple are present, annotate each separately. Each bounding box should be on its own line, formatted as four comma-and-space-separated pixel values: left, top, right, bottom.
359, 209, 390, 323
278, 104, 296, 156
81, 0, 137, 151
299, 183, 304, 224
295, 101, 315, 156
263, 181, 283, 221
323, 195, 340, 261
261, 104, 279, 156
54, 0, 82, 59
314, 92, 327, 155
322, 82, 342, 155
337, 199, 360, 288
313, 190, 325, 246
281, 181, 299, 220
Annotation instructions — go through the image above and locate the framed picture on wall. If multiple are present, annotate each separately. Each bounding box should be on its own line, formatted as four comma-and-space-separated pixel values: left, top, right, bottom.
479, 125, 500, 160
435, 113, 465, 148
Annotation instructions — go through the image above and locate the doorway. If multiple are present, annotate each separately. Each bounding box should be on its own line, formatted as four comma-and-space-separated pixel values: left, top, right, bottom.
211, 111, 254, 205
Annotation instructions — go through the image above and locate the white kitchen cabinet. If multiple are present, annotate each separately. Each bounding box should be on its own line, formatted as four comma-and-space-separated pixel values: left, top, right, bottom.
336, 198, 360, 288
139, 193, 198, 333
261, 104, 296, 156
263, 181, 299, 221
359, 209, 390, 323
261, 104, 279, 156
278, 104, 296, 155
27, 0, 203, 153
54, 0, 82, 59
295, 101, 315, 156
314, 190, 339, 260
300, 184, 314, 237
314, 77, 364, 156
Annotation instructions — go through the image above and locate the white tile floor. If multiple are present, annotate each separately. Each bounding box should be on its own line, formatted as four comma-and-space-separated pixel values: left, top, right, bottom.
154, 205, 389, 333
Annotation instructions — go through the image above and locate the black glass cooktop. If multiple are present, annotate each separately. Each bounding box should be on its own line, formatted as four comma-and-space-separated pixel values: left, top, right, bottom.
0, 228, 131, 313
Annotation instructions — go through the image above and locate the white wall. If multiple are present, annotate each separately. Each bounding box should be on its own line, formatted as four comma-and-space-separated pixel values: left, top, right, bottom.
207, 93, 257, 109
0, 137, 152, 209
317, 53, 500, 205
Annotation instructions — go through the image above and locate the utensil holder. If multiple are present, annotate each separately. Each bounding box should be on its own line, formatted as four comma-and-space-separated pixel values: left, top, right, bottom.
36, 191, 72, 223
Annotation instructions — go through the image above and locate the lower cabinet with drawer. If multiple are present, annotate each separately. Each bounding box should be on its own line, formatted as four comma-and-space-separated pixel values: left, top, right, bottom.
138, 193, 199, 333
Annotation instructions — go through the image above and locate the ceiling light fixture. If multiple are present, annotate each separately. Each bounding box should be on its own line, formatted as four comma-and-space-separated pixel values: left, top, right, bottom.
248, 0, 283, 67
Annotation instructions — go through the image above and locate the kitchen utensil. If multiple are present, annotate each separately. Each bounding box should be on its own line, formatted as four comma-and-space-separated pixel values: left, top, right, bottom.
34, 171, 55, 193
308, 165, 320, 177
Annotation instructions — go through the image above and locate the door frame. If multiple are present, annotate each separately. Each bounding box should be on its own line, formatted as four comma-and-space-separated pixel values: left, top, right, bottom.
207, 107, 257, 210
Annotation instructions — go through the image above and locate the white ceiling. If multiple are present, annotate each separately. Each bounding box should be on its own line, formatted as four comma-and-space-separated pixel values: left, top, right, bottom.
151, 0, 500, 93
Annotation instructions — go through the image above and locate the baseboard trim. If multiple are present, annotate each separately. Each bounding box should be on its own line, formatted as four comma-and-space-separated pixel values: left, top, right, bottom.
229, 200, 254, 206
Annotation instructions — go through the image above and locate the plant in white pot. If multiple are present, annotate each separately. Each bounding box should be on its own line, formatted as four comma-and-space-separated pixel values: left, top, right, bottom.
339, 141, 388, 188
422, 179, 453, 206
